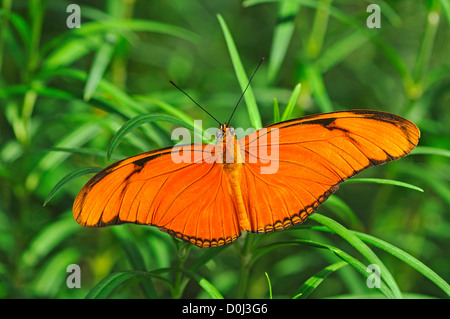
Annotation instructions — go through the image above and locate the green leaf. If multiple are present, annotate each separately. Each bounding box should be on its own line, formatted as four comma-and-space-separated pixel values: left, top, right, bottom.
411, 146, 450, 158
38, 67, 166, 147
44, 147, 123, 161
354, 231, 450, 297
217, 14, 262, 129
440, 0, 450, 27
43, 19, 200, 68
111, 226, 158, 298
74, 19, 200, 44
153, 267, 224, 299
135, 96, 212, 143
316, 30, 370, 73
281, 83, 302, 121
309, 214, 402, 298
303, 63, 333, 112
345, 178, 424, 193
307, 225, 450, 297
293, 261, 348, 299
273, 98, 280, 123
196, 277, 224, 299
0, 10, 31, 52
25, 121, 101, 191
85, 270, 168, 299
107, 113, 197, 160
252, 239, 395, 298
44, 167, 102, 206
322, 195, 362, 228
88, 267, 223, 299
189, 246, 229, 272
267, 0, 301, 82
265, 272, 273, 299
83, 33, 117, 101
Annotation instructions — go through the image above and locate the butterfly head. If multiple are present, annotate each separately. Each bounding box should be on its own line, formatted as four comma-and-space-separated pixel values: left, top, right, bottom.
216, 124, 235, 142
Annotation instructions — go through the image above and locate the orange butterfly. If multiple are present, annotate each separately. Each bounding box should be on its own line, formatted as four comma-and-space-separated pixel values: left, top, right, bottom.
73, 108, 419, 247
73, 63, 420, 248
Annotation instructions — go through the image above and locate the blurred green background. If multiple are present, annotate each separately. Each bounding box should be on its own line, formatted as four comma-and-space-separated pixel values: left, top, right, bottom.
0, 0, 449, 299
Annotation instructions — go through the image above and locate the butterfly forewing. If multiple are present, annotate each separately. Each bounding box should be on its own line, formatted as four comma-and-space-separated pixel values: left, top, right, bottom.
73, 144, 242, 247
241, 110, 420, 233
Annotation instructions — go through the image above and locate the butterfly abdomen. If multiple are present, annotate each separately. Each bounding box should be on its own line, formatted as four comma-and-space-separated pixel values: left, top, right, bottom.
226, 166, 251, 231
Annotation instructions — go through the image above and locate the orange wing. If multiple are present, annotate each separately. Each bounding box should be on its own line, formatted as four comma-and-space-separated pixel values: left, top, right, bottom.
240, 110, 420, 233
74, 110, 419, 247
73, 144, 241, 247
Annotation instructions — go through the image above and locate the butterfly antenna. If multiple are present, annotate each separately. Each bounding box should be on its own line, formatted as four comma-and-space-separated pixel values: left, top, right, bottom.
227, 57, 265, 127
169, 80, 221, 126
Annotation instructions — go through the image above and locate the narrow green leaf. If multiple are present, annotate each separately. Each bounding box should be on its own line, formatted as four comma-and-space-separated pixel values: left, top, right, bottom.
273, 98, 280, 123
323, 195, 362, 228
413, 0, 440, 83
111, 226, 158, 298
86, 272, 138, 299
107, 113, 196, 160
267, 0, 301, 82
411, 146, 450, 158
354, 231, 450, 297
197, 277, 224, 299
25, 121, 101, 191
346, 178, 424, 193
304, 63, 333, 112
136, 96, 197, 128
44, 167, 102, 206
44, 147, 123, 161
43, 19, 200, 68
265, 272, 273, 299
43, 35, 103, 69
217, 14, 262, 129
305, 0, 332, 59
38, 67, 167, 147
189, 246, 228, 272
440, 0, 450, 27
0, 10, 31, 52
316, 30, 369, 73
281, 83, 302, 121
293, 261, 348, 299
244, 0, 413, 90
309, 214, 402, 298
400, 163, 450, 205
151, 267, 224, 299
136, 96, 212, 143
74, 19, 200, 44
86, 270, 168, 299
306, 225, 450, 297
83, 33, 117, 101
252, 239, 395, 298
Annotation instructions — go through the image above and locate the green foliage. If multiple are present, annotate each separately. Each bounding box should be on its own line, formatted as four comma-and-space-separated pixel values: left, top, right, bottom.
0, 0, 449, 299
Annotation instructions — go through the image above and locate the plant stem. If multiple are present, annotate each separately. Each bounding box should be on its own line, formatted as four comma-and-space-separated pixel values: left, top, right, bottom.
172, 241, 191, 298
236, 233, 255, 298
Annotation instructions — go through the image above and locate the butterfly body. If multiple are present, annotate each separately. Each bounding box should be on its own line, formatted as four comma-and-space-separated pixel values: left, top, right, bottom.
74, 110, 420, 247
